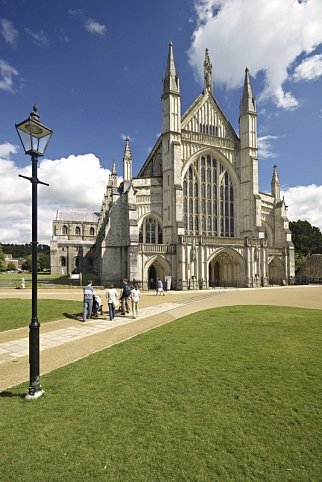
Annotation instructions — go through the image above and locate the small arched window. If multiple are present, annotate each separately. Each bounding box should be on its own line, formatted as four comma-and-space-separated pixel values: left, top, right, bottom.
89, 227, 95, 236
61, 257, 66, 267
62, 225, 68, 235
139, 217, 162, 244
75, 226, 81, 236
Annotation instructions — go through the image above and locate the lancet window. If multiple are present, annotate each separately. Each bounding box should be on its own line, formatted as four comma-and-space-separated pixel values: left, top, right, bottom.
139, 216, 163, 244
183, 155, 234, 237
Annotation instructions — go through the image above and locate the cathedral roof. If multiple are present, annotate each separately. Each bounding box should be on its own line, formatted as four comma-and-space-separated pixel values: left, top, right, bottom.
55, 210, 99, 223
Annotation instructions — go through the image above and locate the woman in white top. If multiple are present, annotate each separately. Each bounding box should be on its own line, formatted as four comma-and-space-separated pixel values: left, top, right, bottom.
131, 284, 140, 319
106, 284, 118, 320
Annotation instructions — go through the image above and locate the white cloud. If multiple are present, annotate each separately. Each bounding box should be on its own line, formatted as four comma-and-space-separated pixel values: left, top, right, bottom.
258, 135, 278, 159
0, 141, 18, 158
189, 0, 322, 109
0, 147, 112, 244
282, 184, 322, 231
0, 59, 19, 92
85, 19, 107, 36
24, 28, 49, 44
69, 9, 106, 36
0, 18, 18, 45
293, 54, 322, 81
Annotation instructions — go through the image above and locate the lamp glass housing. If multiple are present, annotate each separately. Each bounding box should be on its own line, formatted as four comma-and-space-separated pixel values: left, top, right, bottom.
16, 116, 53, 156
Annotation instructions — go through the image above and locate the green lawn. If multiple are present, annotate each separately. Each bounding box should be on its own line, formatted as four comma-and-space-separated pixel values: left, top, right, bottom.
1, 306, 321, 481
0, 271, 82, 288
0, 299, 82, 331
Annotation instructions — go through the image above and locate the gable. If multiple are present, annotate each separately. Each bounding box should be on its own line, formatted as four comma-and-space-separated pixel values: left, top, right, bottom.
181, 92, 238, 141
137, 138, 163, 178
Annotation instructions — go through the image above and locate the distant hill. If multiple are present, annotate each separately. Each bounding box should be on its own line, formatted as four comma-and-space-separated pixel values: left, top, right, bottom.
1, 243, 50, 258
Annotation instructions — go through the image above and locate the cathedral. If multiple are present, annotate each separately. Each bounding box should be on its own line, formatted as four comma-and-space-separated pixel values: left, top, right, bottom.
50, 43, 295, 290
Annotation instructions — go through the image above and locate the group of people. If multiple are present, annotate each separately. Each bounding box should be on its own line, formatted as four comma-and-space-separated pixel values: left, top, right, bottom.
82, 279, 140, 322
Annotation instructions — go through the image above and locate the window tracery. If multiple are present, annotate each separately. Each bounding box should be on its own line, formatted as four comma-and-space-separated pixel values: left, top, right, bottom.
183, 155, 235, 237
139, 217, 163, 244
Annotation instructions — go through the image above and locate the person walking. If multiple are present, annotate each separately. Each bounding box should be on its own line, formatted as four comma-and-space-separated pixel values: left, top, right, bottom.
120, 279, 131, 315
156, 278, 165, 296
106, 284, 118, 321
83, 280, 94, 321
131, 284, 140, 319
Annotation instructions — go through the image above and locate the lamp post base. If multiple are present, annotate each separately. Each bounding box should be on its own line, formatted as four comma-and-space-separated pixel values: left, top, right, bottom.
25, 387, 44, 400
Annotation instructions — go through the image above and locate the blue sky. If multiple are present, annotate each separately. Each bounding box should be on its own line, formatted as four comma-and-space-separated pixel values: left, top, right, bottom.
1, 0, 322, 244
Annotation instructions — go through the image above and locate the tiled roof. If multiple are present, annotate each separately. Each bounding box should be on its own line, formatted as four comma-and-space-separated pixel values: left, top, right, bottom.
55, 210, 99, 223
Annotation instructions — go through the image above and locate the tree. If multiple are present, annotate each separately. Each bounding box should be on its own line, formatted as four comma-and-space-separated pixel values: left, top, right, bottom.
6, 261, 16, 271
290, 220, 322, 257
0, 244, 5, 271
38, 252, 50, 271
21, 256, 32, 271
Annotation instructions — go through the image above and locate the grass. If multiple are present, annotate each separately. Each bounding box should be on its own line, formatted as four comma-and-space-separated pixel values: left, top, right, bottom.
1, 305, 321, 481
0, 271, 83, 288
0, 299, 82, 331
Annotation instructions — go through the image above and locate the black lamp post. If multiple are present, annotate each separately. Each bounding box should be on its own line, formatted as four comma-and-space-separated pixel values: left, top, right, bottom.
16, 104, 53, 400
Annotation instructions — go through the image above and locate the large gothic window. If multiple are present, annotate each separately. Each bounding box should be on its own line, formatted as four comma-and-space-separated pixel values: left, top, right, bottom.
183, 155, 234, 237
139, 217, 163, 244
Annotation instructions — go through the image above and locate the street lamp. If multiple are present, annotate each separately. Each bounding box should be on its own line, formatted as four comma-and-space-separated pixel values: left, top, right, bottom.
16, 104, 53, 400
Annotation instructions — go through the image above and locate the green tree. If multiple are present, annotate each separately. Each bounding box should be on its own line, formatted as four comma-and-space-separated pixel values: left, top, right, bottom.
6, 261, 17, 271
290, 220, 322, 256
22, 255, 32, 271
0, 244, 5, 271
38, 252, 50, 271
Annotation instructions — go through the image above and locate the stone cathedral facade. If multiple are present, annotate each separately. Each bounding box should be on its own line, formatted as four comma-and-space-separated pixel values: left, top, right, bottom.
51, 44, 295, 289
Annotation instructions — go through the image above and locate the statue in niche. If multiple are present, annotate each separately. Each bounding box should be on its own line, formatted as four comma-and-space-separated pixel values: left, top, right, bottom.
190, 240, 197, 261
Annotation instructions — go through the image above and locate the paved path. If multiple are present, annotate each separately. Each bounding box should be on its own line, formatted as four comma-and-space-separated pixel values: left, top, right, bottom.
1, 285, 321, 392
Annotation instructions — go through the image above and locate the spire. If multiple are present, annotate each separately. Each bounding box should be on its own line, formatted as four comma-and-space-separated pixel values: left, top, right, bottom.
204, 48, 213, 94
123, 137, 132, 182
162, 41, 180, 95
271, 164, 281, 200
240, 68, 256, 115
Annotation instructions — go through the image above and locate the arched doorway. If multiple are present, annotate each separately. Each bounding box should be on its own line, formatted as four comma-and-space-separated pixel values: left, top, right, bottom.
146, 257, 171, 290
148, 265, 156, 290
268, 257, 285, 285
209, 250, 242, 287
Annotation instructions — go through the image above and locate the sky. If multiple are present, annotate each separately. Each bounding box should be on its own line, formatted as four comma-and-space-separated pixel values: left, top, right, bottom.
1, 0, 322, 245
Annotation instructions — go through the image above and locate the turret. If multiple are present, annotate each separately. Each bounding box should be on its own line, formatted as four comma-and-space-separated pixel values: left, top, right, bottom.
271, 164, 281, 201
111, 160, 118, 188
123, 137, 132, 182
161, 42, 183, 244
161, 42, 181, 134
238, 67, 259, 235
162, 41, 180, 97
240, 68, 256, 115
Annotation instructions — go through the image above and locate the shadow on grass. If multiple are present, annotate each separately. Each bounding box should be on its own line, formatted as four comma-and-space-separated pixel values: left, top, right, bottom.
0, 390, 26, 399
